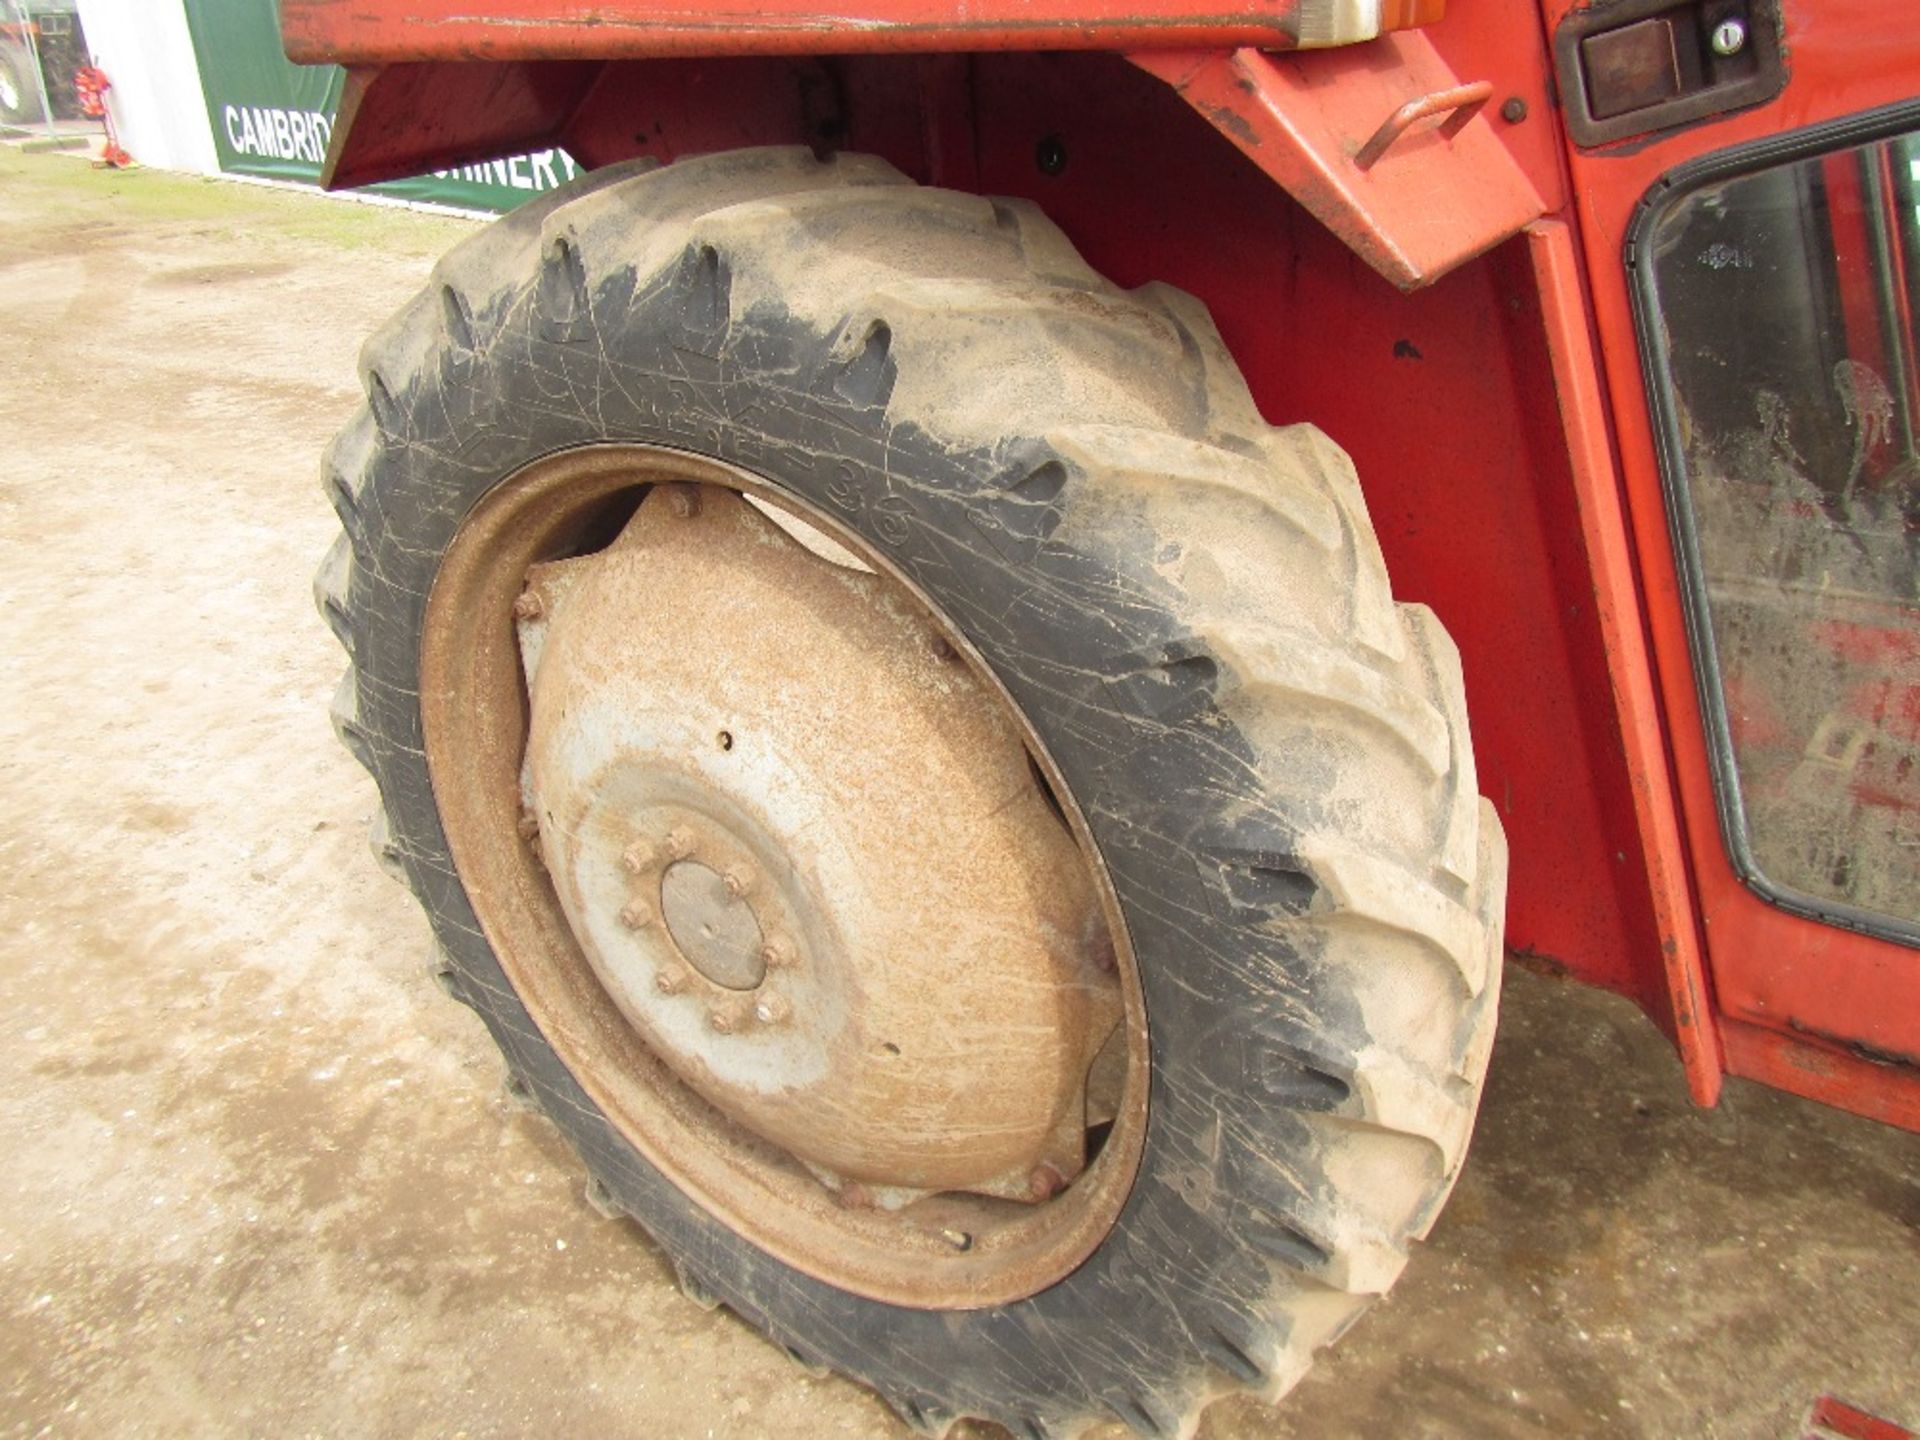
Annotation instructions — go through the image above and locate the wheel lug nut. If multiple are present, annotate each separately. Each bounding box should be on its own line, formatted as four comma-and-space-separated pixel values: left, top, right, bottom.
760, 937, 796, 970
664, 827, 695, 860
655, 964, 689, 995
723, 865, 755, 899
618, 900, 653, 930
708, 999, 749, 1034
621, 841, 657, 875
512, 590, 544, 621
753, 993, 789, 1026
837, 1182, 874, 1211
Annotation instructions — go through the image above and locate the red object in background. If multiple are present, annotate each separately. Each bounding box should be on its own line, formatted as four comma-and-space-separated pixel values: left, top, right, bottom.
1807, 1394, 1918, 1440
72, 63, 130, 168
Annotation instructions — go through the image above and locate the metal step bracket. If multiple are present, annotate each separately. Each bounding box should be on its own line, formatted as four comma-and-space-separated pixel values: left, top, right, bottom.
1132, 34, 1547, 290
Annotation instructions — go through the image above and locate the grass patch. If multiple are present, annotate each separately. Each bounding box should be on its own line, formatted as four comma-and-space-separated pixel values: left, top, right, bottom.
0, 144, 479, 257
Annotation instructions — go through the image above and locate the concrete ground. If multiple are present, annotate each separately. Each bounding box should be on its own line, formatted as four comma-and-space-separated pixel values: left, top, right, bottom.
0, 146, 1914, 1440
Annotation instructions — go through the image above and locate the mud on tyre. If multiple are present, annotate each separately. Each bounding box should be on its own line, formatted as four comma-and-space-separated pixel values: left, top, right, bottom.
318, 147, 1507, 1438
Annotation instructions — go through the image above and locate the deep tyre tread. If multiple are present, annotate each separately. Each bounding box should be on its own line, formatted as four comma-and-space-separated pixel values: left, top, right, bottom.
319, 147, 1506, 1439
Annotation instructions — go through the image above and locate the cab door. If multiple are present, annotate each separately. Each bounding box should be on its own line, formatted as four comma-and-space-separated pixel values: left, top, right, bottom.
1548, 0, 1920, 1125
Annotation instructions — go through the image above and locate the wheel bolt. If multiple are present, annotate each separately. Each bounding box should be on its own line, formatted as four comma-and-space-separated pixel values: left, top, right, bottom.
760, 937, 796, 970
1027, 1164, 1065, 1202
512, 591, 544, 621
665, 827, 695, 860
723, 865, 755, 899
708, 999, 749, 1034
621, 841, 657, 875
655, 964, 689, 996
753, 993, 790, 1026
618, 900, 653, 930
837, 1182, 874, 1211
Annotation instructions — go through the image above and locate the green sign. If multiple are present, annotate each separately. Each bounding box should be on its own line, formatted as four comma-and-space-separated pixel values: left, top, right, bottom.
180, 0, 580, 212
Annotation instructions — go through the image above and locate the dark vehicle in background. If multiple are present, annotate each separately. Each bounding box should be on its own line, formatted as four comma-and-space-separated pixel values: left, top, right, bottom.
1, 0, 88, 125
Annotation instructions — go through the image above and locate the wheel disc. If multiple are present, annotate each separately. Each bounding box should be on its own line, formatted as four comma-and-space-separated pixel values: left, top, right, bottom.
421, 444, 1149, 1307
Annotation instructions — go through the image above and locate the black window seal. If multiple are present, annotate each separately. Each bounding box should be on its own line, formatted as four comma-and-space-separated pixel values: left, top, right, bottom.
1626, 94, 1920, 952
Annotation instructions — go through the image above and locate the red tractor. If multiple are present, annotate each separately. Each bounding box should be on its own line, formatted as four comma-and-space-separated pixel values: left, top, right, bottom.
294, 0, 1919, 1432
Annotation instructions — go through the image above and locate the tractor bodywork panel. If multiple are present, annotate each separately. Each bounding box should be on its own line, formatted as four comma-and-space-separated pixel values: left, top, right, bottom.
283, 0, 1920, 1128
281, 0, 1442, 62
1129, 39, 1546, 288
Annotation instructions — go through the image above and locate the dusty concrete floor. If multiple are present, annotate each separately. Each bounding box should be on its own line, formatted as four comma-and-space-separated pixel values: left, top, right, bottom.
0, 147, 1914, 1440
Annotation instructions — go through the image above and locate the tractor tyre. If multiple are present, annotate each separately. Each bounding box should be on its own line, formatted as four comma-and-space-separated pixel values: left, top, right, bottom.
318, 147, 1507, 1439
0, 44, 43, 127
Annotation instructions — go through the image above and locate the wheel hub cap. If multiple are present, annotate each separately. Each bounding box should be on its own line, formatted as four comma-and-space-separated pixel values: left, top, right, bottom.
659, 859, 765, 990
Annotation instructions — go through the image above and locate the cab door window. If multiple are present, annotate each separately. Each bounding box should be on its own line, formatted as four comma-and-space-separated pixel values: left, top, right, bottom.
1638, 122, 1920, 934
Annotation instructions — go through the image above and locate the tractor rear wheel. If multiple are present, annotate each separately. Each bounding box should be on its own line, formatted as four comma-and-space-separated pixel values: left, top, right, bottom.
318, 147, 1506, 1438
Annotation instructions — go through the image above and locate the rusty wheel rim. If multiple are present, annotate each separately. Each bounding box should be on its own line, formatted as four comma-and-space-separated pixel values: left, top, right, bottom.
421, 445, 1148, 1308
